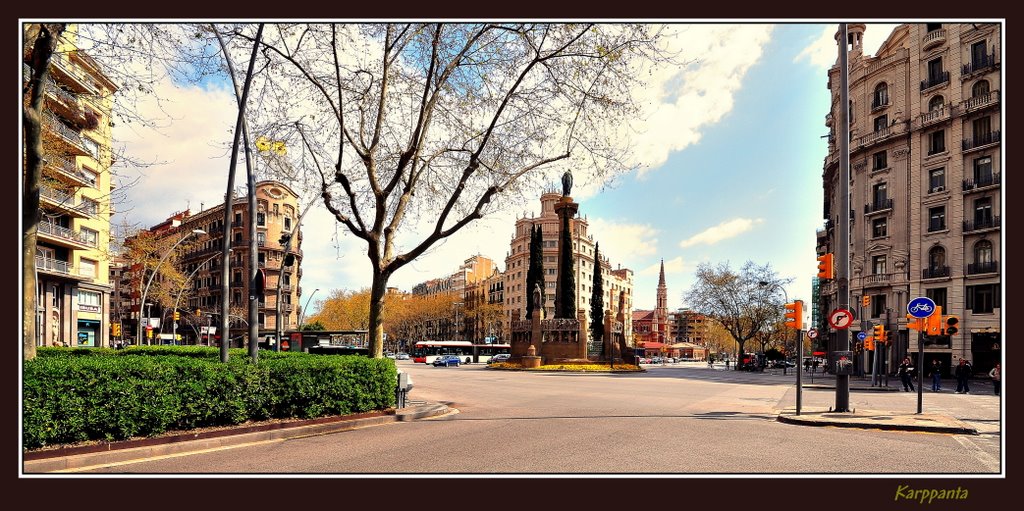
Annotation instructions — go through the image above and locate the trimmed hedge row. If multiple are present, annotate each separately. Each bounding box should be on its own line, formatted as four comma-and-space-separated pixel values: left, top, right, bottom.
24, 349, 397, 449
36, 346, 305, 359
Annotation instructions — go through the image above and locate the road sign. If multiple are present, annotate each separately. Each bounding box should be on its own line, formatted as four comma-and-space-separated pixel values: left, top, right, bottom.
807, 329, 818, 339
828, 308, 854, 330
907, 296, 937, 318
857, 331, 867, 341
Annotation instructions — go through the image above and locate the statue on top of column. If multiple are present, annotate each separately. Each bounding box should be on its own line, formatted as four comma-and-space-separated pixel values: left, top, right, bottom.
561, 170, 573, 197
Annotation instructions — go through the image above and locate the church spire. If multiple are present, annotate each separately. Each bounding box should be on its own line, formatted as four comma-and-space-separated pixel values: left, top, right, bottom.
658, 259, 666, 287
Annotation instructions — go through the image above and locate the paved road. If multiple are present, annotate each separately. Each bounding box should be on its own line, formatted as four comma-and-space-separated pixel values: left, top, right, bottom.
76, 361, 1001, 474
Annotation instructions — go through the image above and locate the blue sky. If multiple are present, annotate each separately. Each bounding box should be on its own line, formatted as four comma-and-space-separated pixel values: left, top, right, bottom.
109, 23, 900, 317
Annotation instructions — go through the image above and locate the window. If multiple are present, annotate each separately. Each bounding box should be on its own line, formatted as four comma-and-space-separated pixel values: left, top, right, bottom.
872, 151, 887, 170
925, 288, 947, 311
974, 240, 993, 265
872, 82, 888, 108
81, 167, 98, 188
972, 80, 990, 98
872, 217, 887, 238
928, 168, 945, 192
928, 246, 946, 272
234, 212, 242, 225
273, 203, 279, 214
966, 284, 999, 314
928, 95, 944, 112
973, 156, 992, 182
257, 232, 265, 246
872, 255, 886, 275
82, 137, 100, 160
871, 294, 886, 319
927, 57, 943, 82
80, 258, 97, 278
80, 227, 98, 246
928, 130, 945, 155
974, 197, 993, 225
284, 217, 292, 231
80, 197, 99, 216
873, 114, 888, 133
973, 116, 991, 140
971, 40, 988, 68
256, 212, 266, 226
928, 206, 946, 232
872, 182, 887, 205
258, 313, 266, 328
926, 23, 941, 32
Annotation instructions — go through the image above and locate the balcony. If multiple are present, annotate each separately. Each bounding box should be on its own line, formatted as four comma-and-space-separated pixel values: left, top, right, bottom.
854, 122, 907, 151
966, 261, 998, 276
231, 281, 244, 288
961, 90, 1000, 113
963, 216, 1000, 233
870, 96, 889, 111
921, 28, 946, 50
281, 284, 292, 293
927, 221, 947, 233
962, 172, 1000, 192
37, 221, 95, 248
231, 239, 248, 248
35, 256, 86, 280
918, 106, 949, 128
962, 130, 1000, 152
230, 259, 245, 268
231, 220, 244, 228
39, 185, 87, 218
43, 113, 90, 157
920, 71, 950, 91
922, 266, 950, 279
962, 53, 997, 76
862, 273, 892, 288
44, 81, 86, 125
49, 53, 96, 94
864, 198, 893, 215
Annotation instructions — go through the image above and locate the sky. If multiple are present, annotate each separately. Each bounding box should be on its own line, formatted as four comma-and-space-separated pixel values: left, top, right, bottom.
107, 22, 903, 319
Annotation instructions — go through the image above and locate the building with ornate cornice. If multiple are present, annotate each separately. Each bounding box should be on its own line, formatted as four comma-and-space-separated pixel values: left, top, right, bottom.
818, 23, 1001, 375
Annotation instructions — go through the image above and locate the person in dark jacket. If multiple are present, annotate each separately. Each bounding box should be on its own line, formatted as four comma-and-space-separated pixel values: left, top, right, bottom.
930, 359, 942, 391
897, 357, 915, 392
954, 359, 972, 394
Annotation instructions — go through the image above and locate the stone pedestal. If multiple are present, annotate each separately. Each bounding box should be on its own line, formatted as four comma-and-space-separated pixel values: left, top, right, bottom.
523, 344, 542, 368
577, 308, 589, 360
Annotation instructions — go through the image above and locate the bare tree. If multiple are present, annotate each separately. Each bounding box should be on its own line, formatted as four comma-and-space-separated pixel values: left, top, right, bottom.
685, 261, 790, 369
224, 23, 668, 357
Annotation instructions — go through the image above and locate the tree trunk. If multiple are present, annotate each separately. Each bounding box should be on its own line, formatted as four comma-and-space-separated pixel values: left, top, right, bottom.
735, 339, 746, 370
367, 267, 392, 358
23, 24, 64, 360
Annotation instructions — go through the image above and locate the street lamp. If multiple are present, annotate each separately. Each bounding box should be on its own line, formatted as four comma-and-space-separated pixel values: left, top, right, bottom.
298, 288, 320, 328
758, 280, 789, 366
138, 229, 206, 345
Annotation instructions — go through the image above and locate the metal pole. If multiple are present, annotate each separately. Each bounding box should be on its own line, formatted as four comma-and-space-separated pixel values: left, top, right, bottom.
172, 253, 218, 346
917, 331, 925, 414
835, 23, 852, 413
275, 204, 313, 352
298, 288, 320, 328
796, 327, 803, 415
137, 230, 201, 345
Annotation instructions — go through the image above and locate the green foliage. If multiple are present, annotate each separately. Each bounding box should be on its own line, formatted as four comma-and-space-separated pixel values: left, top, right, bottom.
556, 212, 576, 318
23, 349, 396, 449
300, 320, 326, 331
590, 242, 604, 344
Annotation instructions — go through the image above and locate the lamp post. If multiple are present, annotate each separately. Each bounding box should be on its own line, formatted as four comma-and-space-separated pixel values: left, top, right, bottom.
172, 252, 221, 345
298, 288, 320, 328
137, 229, 206, 345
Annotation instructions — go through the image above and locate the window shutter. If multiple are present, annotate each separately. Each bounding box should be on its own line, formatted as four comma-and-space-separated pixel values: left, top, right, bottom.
965, 286, 975, 310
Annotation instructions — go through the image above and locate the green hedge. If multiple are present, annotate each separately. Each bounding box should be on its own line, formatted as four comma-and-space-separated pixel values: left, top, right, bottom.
36, 346, 305, 359
24, 350, 396, 449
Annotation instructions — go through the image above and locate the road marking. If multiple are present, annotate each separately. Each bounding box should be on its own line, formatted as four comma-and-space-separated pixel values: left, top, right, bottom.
952, 435, 1001, 473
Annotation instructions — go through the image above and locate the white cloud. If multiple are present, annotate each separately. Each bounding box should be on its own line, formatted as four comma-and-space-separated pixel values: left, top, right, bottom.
639, 256, 686, 276
628, 24, 774, 176
586, 217, 659, 270
795, 23, 903, 70
679, 218, 763, 248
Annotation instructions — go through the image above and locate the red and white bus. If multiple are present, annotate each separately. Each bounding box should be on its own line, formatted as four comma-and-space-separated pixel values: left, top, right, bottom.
411, 341, 511, 365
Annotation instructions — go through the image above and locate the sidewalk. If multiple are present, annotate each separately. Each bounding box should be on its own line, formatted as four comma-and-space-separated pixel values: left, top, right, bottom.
23, 401, 451, 474
777, 407, 978, 435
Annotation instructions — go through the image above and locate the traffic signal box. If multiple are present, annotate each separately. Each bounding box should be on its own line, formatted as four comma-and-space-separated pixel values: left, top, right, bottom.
907, 306, 958, 337
111, 323, 122, 337
784, 301, 803, 330
925, 306, 944, 336
816, 253, 834, 280
867, 324, 884, 351
196, 308, 202, 317
173, 310, 180, 321
862, 295, 871, 307
944, 315, 959, 336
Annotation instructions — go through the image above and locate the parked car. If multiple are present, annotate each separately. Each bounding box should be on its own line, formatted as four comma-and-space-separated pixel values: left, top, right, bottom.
432, 355, 461, 367
488, 353, 511, 364
396, 353, 410, 360
385, 352, 396, 359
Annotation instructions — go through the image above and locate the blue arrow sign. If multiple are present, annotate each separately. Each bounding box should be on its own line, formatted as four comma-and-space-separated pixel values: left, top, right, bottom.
907, 296, 937, 318
857, 331, 867, 341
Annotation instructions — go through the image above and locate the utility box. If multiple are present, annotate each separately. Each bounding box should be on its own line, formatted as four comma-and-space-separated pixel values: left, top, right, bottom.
834, 350, 855, 375
396, 371, 413, 409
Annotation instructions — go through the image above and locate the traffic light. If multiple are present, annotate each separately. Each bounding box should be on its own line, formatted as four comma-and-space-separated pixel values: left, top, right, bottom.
862, 295, 871, 307
284, 253, 295, 267
173, 310, 180, 321
816, 253, 834, 279
279, 233, 291, 246
784, 301, 803, 330
111, 323, 121, 337
925, 306, 944, 336
196, 308, 202, 317
906, 314, 924, 331
864, 335, 874, 351
944, 315, 959, 336
872, 324, 884, 350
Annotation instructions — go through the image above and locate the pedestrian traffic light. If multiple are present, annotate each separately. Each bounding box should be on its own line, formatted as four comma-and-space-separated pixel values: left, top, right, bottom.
925, 305, 944, 336
173, 310, 180, 321
816, 253, 834, 280
784, 301, 803, 330
862, 295, 871, 307
943, 315, 959, 336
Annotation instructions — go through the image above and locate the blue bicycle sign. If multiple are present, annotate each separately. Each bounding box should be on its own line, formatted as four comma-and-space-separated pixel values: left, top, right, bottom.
907, 297, 937, 318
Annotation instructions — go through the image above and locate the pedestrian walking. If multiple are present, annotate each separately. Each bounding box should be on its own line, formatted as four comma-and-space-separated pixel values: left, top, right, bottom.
930, 360, 942, 391
954, 359, 972, 394
898, 357, 915, 392
988, 363, 1001, 396
725, 358, 730, 370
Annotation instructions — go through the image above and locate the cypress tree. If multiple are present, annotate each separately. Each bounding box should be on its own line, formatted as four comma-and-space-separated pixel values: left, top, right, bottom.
556, 214, 576, 318
590, 242, 604, 347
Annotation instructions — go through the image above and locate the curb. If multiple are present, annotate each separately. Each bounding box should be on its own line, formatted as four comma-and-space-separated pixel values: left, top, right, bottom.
24, 403, 450, 473
776, 413, 978, 435
801, 384, 901, 392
